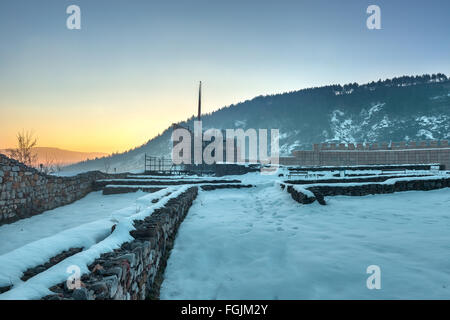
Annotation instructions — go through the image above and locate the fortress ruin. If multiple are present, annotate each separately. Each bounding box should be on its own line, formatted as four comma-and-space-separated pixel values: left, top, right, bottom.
279, 140, 450, 169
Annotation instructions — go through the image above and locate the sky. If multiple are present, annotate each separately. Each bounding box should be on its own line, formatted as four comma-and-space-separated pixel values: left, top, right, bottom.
1, 0, 449, 153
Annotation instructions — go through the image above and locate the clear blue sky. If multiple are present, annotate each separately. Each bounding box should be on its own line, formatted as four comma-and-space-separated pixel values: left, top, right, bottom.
1, 0, 449, 152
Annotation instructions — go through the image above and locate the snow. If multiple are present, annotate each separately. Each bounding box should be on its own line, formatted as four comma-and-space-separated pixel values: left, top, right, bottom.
127, 175, 210, 179
2, 169, 449, 300
371, 115, 390, 131
160, 184, 450, 299
104, 184, 176, 188
234, 120, 247, 128
416, 129, 435, 140
328, 110, 359, 143
286, 174, 449, 189
430, 94, 450, 100
49, 171, 86, 177
286, 171, 437, 181
367, 103, 385, 117
105, 182, 242, 189
0, 191, 147, 255
0, 187, 186, 300
111, 176, 225, 181
291, 185, 315, 197
415, 115, 450, 140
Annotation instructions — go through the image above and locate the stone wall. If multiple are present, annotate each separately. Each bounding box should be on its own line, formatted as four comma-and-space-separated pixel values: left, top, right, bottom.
200, 184, 254, 191
43, 187, 198, 300
213, 163, 260, 176
93, 178, 242, 189
102, 186, 165, 195
280, 184, 319, 205
0, 153, 128, 226
280, 140, 450, 169
308, 177, 450, 197
281, 177, 450, 205
287, 174, 429, 185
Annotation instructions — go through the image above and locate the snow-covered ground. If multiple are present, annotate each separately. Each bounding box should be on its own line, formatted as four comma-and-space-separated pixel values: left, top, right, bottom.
1, 169, 449, 300
0, 191, 147, 255
0, 187, 187, 299
160, 184, 450, 299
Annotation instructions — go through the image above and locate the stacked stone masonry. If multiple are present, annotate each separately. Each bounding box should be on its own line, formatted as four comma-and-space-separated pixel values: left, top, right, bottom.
43, 187, 198, 300
0, 153, 128, 226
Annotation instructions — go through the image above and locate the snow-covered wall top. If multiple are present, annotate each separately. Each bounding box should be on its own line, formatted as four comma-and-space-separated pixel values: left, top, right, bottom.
281, 175, 450, 205
40, 187, 199, 300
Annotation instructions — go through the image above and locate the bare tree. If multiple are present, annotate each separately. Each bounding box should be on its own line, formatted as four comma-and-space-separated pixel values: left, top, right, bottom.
41, 153, 60, 174
41, 153, 53, 174
54, 161, 64, 173
103, 157, 111, 173
7, 130, 38, 167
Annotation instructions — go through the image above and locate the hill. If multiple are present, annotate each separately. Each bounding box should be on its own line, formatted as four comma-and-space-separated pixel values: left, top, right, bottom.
63, 73, 450, 173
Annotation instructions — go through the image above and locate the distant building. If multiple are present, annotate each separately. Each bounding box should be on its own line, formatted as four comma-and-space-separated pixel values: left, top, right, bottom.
279, 140, 450, 169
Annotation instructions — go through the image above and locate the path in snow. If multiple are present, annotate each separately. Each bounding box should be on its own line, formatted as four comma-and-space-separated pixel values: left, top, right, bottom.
0, 191, 148, 255
160, 184, 450, 299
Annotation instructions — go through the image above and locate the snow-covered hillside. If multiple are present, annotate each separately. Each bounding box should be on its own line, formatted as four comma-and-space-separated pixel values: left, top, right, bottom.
63, 75, 450, 173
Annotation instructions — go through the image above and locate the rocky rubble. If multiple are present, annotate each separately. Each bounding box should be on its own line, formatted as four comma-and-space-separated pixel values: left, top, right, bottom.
42, 187, 198, 300
20, 248, 84, 282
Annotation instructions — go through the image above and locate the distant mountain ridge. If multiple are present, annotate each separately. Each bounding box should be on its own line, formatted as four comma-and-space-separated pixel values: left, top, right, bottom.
64, 73, 450, 173
1, 147, 108, 166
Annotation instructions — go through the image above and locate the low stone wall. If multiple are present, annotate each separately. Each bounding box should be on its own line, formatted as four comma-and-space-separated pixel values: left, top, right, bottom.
21, 248, 84, 282
93, 179, 242, 189
0, 154, 128, 226
286, 174, 429, 185
43, 187, 198, 300
200, 184, 254, 191
102, 186, 165, 195
285, 163, 443, 172
214, 164, 260, 176
101, 183, 249, 195
309, 177, 450, 197
281, 184, 321, 205
282, 177, 450, 205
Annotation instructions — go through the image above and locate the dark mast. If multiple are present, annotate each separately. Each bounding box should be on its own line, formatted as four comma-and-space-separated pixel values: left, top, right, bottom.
198, 81, 202, 121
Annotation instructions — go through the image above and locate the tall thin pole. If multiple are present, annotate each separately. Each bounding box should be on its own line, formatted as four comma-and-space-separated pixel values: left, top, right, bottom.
198, 81, 202, 121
